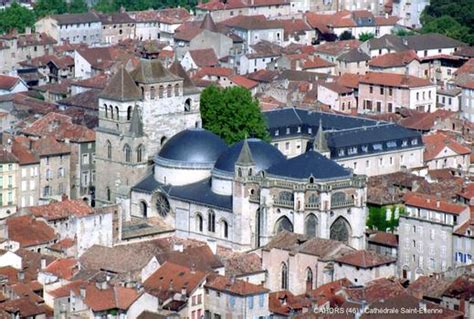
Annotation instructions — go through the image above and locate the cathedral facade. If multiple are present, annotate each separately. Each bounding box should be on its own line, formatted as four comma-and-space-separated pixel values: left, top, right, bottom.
130, 128, 368, 251
95, 60, 201, 205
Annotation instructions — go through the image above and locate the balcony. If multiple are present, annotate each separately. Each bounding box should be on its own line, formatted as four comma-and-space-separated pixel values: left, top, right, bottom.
249, 194, 260, 203
305, 202, 320, 210
331, 199, 354, 209
274, 200, 294, 209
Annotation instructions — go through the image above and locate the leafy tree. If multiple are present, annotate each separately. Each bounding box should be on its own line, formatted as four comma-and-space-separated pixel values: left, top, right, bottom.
34, 0, 68, 17
0, 2, 35, 34
338, 31, 354, 41
200, 85, 270, 144
358, 32, 374, 42
93, 0, 116, 13
367, 205, 404, 232
68, 0, 88, 13
421, 15, 473, 45
392, 28, 416, 36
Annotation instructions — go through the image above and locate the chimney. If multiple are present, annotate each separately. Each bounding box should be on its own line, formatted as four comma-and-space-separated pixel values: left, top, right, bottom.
181, 286, 187, 296
25, 27, 31, 35
173, 243, 184, 252
61, 194, 68, 201
40, 258, 46, 270
207, 239, 217, 255
17, 270, 24, 281
80, 286, 86, 298
436, 200, 440, 208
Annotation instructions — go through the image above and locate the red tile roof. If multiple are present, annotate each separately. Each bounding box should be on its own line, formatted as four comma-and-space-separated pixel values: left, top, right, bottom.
44, 258, 78, 280
230, 75, 258, 89
458, 184, 474, 200
360, 72, 433, 88
335, 250, 396, 268
399, 109, 455, 131
189, 49, 219, 68
6, 216, 56, 248
28, 199, 94, 221
269, 290, 311, 316
22, 112, 95, 143
369, 50, 419, 68
198, 0, 287, 10
404, 192, 467, 215
303, 278, 352, 307
336, 73, 362, 89
220, 15, 282, 30
0, 75, 21, 91
11, 137, 39, 165
368, 231, 398, 248
313, 39, 361, 55
195, 66, 234, 78
143, 262, 206, 301
205, 274, 268, 296
422, 132, 471, 161
344, 278, 406, 303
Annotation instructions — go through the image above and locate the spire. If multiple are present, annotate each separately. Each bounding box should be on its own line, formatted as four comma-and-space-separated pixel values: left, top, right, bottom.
200, 13, 218, 32
236, 138, 255, 166
129, 106, 144, 137
314, 118, 329, 154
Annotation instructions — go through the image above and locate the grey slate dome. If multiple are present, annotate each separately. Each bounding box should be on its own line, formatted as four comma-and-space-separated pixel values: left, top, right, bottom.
214, 138, 285, 173
267, 151, 351, 180
157, 129, 227, 164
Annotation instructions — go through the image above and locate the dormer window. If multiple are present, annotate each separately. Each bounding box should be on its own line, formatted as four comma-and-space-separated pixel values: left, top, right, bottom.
275, 129, 279, 136
411, 139, 418, 145
308, 127, 312, 134
286, 127, 290, 134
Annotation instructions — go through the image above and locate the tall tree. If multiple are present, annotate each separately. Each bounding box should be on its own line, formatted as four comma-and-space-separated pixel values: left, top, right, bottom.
421, 15, 473, 45
34, 0, 68, 17
200, 86, 269, 144
358, 32, 374, 42
0, 2, 36, 34
68, 0, 88, 13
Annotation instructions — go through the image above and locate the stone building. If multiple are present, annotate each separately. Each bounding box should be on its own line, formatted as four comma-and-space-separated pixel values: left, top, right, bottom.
98, 12, 136, 45
0, 149, 19, 218
95, 59, 201, 205
131, 128, 368, 251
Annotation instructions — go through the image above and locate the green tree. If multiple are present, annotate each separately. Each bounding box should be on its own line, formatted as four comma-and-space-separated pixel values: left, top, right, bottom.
421, 15, 473, 45
358, 32, 374, 42
338, 30, 354, 41
34, 0, 68, 17
0, 2, 36, 34
68, 0, 88, 13
392, 28, 416, 36
200, 85, 269, 144
93, 0, 116, 13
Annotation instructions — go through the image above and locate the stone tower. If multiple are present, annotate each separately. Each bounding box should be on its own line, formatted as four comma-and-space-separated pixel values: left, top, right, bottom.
95, 59, 201, 205
314, 118, 330, 158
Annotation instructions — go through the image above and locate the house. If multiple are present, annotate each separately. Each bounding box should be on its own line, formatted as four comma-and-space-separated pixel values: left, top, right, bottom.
317, 82, 356, 113
0, 149, 19, 218
273, 54, 336, 74
239, 41, 282, 75
437, 87, 462, 112
357, 72, 436, 113
131, 8, 191, 42
25, 199, 113, 256
0, 75, 28, 96
228, 75, 259, 94
181, 48, 219, 72
367, 231, 398, 257
269, 290, 311, 318
204, 274, 270, 319
422, 132, 471, 171
18, 55, 75, 84
441, 274, 474, 318
452, 212, 474, 268
336, 48, 370, 75
368, 50, 421, 76
35, 12, 102, 45
0, 30, 57, 74
143, 262, 207, 317
313, 40, 361, 64
20, 112, 96, 201
195, 0, 290, 22
98, 11, 136, 45
11, 139, 40, 209
460, 80, 474, 122
6, 215, 57, 253
399, 192, 470, 281
392, 0, 429, 28
278, 18, 316, 46
333, 250, 397, 285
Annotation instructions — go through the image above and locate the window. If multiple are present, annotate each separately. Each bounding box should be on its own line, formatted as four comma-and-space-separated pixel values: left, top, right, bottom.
306, 267, 313, 291
115, 106, 119, 120
259, 294, 264, 307
348, 147, 358, 155
82, 154, 89, 165
159, 85, 164, 98
208, 210, 215, 232
281, 262, 288, 290
386, 141, 397, 148
58, 167, 64, 177
136, 145, 144, 162
380, 87, 384, 95
174, 84, 180, 96
150, 86, 156, 100
222, 220, 228, 238
373, 143, 383, 151
248, 296, 254, 309
127, 106, 133, 120
167, 84, 172, 98
196, 214, 203, 232
124, 144, 131, 163
107, 141, 112, 160
369, 86, 373, 94
389, 88, 393, 96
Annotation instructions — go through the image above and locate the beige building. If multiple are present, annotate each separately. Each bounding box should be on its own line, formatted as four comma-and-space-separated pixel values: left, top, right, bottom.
11, 138, 40, 209
0, 149, 19, 218
422, 132, 471, 172
98, 12, 136, 45
358, 72, 436, 113
0, 29, 56, 74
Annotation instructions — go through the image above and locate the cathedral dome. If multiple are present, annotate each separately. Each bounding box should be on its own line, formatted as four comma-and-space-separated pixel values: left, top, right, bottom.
213, 138, 285, 175
156, 129, 227, 165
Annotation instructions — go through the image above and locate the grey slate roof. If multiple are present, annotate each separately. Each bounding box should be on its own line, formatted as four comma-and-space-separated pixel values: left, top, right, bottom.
99, 67, 142, 102
267, 151, 351, 180
236, 139, 255, 166
130, 59, 182, 84
168, 178, 233, 211
200, 13, 218, 32
337, 48, 370, 63
51, 12, 101, 25
402, 33, 464, 51
132, 173, 170, 194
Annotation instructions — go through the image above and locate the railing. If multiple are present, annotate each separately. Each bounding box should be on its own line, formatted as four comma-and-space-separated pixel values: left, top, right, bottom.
305, 202, 320, 209
249, 194, 260, 203
274, 200, 294, 209
331, 199, 354, 209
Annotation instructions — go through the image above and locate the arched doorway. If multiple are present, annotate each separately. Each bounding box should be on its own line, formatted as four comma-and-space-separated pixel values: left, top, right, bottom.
140, 201, 148, 218
330, 216, 351, 243
275, 216, 293, 233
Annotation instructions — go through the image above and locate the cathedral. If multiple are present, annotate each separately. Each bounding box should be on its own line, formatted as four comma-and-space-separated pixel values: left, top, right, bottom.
95, 59, 201, 205
95, 58, 367, 251
130, 128, 368, 251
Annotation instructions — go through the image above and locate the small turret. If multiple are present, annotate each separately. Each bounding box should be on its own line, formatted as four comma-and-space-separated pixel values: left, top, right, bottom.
129, 105, 144, 137
313, 118, 330, 158
235, 138, 256, 178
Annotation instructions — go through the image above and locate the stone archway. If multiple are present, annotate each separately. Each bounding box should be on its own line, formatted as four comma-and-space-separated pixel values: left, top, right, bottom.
275, 216, 293, 233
